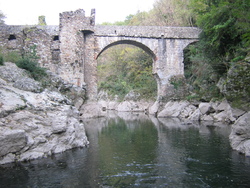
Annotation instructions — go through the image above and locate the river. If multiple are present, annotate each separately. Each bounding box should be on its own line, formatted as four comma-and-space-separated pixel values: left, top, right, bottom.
1, 112, 250, 187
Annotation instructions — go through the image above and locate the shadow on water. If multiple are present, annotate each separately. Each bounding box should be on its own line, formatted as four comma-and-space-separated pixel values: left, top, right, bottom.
1, 111, 250, 187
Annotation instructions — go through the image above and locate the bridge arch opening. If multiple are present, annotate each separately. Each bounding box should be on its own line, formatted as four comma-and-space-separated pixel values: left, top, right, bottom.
97, 44, 157, 100
96, 40, 157, 61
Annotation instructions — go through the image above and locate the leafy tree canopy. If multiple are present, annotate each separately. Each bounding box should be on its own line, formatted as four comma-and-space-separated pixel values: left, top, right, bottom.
0, 10, 6, 25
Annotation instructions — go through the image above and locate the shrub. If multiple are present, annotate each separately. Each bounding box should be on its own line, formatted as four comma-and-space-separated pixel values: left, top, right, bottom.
4, 51, 22, 63
16, 58, 47, 80
0, 54, 3, 65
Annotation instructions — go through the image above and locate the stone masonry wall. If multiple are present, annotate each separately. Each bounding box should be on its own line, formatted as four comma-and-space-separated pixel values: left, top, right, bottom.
0, 25, 60, 73
58, 9, 95, 88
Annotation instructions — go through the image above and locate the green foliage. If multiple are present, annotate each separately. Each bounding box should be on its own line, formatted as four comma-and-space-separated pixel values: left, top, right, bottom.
38, 15, 46, 25
3, 51, 22, 63
0, 54, 3, 65
0, 10, 6, 25
0, 45, 47, 81
98, 0, 249, 106
190, 0, 250, 74
15, 45, 46, 81
223, 62, 250, 110
97, 45, 157, 100
184, 43, 223, 101
0, 49, 22, 65
16, 58, 46, 80
182, 0, 250, 106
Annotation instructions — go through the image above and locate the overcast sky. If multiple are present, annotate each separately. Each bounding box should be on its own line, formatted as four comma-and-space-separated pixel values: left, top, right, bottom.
0, 0, 155, 25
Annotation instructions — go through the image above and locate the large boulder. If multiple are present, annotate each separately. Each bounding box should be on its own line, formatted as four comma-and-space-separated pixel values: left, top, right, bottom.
230, 112, 250, 156
0, 62, 42, 92
80, 102, 105, 119
0, 63, 88, 164
0, 129, 27, 157
158, 101, 190, 118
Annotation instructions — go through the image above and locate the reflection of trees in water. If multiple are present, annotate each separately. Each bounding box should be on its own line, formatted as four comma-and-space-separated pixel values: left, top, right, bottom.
2, 113, 249, 187
156, 117, 240, 187
97, 116, 158, 186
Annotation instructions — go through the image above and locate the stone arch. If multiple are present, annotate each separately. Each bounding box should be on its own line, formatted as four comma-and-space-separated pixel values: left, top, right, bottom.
96, 39, 157, 61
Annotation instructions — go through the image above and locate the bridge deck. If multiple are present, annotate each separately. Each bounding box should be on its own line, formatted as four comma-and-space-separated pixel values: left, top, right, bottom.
94, 26, 201, 39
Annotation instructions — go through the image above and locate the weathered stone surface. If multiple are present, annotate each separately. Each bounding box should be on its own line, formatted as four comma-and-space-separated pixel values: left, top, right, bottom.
158, 101, 190, 117
0, 87, 26, 118
230, 112, 250, 156
0, 129, 27, 157
117, 101, 135, 111
201, 114, 214, 121
188, 109, 202, 121
124, 90, 141, 101
0, 64, 88, 164
149, 101, 161, 116
0, 62, 42, 93
80, 102, 105, 119
215, 100, 231, 112
0, 62, 29, 82
199, 102, 213, 115
179, 104, 197, 118
13, 77, 42, 93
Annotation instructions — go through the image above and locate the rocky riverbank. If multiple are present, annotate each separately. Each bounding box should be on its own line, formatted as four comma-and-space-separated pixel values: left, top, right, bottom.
0, 63, 88, 165
80, 98, 250, 156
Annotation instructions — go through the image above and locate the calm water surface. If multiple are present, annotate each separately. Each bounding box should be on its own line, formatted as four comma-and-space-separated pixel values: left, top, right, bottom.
1, 112, 250, 188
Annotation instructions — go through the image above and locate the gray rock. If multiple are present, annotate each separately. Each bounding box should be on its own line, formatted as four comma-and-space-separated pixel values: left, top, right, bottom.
201, 114, 214, 121
199, 102, 213, 115
124, 90, 141, 101
0, 62, 28, 82
0, 64, 89, 164
179, 104, 197, 118
13, 77, 42, 93
188, 109, 202, 121
0, 88, 26, 118
80, 102, 105, 119
149, 101, 160, 116
215, 100, 231, 112
0, 62, 42, 93
158, 101, 190, 117
0, 129, 27, 156
230, 112, 250, 156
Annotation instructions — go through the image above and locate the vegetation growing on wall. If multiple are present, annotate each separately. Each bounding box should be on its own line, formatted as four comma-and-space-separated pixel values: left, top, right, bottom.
0, 45, 47, 81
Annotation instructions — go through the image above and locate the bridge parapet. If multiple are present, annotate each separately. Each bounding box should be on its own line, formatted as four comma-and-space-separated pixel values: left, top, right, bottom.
94, 26, 201, 39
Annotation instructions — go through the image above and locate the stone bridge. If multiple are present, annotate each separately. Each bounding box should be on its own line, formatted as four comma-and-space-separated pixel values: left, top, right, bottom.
0, 9, 200, 100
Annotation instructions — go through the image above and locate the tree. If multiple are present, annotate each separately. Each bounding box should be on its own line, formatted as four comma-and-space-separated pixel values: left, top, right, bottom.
190, 0, 250, 74
97, 45, 157, 99
0, 10, 6, 25
38, 15, 46, 25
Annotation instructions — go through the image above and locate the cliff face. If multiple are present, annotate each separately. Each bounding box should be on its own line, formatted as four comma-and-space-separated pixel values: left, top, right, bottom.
0, 62, 88, 164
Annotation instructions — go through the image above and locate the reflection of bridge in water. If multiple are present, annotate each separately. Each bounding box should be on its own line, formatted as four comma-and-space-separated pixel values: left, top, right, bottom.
82, 111, 232, 187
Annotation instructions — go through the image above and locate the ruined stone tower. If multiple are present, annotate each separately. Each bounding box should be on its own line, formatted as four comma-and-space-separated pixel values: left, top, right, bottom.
59, 9, 97, 99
